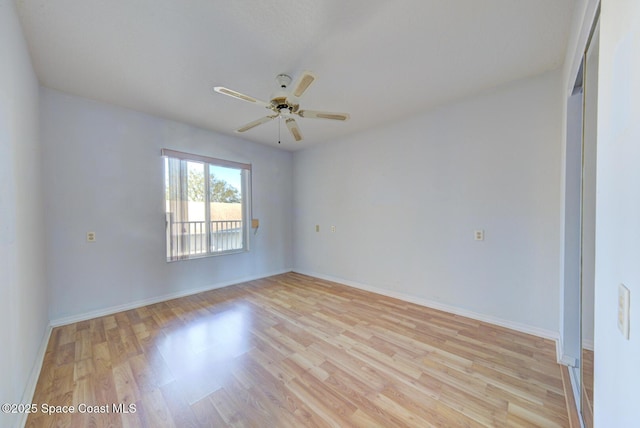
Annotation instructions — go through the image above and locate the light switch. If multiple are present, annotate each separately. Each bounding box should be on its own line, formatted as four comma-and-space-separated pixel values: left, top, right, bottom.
315, 225, 320, 232
618, 283, 630, 340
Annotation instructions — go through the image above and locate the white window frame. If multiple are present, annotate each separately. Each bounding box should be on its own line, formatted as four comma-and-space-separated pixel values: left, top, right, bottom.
162, 149, 251, 261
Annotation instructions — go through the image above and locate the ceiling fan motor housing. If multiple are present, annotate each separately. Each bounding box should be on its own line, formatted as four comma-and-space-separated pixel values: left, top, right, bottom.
270, 95, 298, 114
272, 75, 298, 113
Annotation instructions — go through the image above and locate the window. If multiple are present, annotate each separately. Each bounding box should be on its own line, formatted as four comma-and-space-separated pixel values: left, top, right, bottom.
162, 149, 251, 261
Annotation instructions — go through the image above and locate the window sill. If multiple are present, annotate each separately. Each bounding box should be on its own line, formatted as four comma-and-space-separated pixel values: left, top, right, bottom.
166, 248, 247, 262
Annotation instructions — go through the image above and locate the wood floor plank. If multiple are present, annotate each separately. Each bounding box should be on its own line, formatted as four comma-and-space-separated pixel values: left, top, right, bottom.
112, 361, 140, 407
27, 272, 572, 427
189, 394, 227, 427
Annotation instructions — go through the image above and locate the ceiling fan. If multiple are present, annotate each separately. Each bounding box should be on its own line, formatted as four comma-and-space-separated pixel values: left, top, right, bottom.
213, 71, 350, 142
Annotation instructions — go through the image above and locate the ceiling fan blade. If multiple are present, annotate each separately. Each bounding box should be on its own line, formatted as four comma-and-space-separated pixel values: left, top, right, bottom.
285, 118, 303, 142
236, 115, 277, 133
298, 110, 350, 121
292, 71, 316, 98
213, 86, 271, 109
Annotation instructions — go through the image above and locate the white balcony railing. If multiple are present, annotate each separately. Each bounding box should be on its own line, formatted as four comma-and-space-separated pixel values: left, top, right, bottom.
167, 219, 243, 257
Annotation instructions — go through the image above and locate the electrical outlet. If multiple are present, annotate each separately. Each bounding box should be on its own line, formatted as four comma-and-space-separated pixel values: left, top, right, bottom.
618, 283, 630, 339
474, 230, 484, 241
331, 225, 336, 233
87, 232, 96, 242
315, 225, 320, 232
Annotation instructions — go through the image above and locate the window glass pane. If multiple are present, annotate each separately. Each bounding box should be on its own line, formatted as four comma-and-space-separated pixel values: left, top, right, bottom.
186, 161, 206, 255
163, 150, 250, 261
209, 164, 243, 253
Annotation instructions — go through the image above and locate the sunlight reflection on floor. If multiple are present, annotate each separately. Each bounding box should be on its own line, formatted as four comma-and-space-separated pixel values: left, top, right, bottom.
156, 304, 253, 403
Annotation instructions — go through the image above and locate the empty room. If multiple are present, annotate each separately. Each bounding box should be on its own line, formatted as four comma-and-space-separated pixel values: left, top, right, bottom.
2, 0, 638, 427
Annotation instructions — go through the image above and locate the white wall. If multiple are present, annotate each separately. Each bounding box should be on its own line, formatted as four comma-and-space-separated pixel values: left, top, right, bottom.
593, 0, 640, 425
294, 70, 562, 334
0, 1, 49, 427
41, 89, 294, 322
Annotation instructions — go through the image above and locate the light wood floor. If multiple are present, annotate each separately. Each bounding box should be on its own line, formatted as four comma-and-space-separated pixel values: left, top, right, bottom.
27, 273, 570, 427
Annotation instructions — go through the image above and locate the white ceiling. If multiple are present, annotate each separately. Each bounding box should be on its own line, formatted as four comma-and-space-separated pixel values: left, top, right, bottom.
16, 0, 576, 151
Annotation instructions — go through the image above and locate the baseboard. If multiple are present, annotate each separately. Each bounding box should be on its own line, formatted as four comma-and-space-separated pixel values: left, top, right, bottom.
19, 324, 52, 428
50, 269, 292, 327
560, 354, 579, 367
557, 335, 577, 366
293, 269, 561, 344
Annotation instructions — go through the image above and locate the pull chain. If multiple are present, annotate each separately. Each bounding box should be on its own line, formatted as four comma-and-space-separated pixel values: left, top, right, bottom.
278, 116, 281, 144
